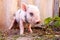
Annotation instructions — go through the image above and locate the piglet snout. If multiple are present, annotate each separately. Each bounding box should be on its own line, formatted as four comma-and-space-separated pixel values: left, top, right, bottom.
36, 21, 41, 24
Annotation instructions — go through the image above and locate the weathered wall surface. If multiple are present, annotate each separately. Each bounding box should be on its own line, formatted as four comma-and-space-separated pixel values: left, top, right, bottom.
0, 0, 19, 31
0, 0, 6, 30
21, 0, 54, 22
0, 0, 54, 30
4, 0, 18, 28
59, 0, 60, 7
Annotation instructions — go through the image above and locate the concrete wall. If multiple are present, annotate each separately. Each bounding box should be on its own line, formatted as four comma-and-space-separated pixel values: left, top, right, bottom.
0, 0, 6, 30
0, 0, 54, 30
21, 0, 54, 22
4, 0, 18, 28
0, 0, 19, 31
53, 0, 59, 16
59, 0, 60, 7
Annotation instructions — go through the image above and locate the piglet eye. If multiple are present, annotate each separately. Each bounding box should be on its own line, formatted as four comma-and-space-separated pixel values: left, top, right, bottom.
30, 12, 33, 16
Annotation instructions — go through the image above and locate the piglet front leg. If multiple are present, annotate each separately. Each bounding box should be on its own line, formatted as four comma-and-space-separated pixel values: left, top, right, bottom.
20, 20, 24, 35
28, 24, 33, 33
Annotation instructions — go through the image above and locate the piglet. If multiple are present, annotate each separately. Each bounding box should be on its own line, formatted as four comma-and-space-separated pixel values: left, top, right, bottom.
9, 3, 41, 35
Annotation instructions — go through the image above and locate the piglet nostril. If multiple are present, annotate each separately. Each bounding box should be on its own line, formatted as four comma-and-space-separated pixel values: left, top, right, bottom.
36, 21, 40, 24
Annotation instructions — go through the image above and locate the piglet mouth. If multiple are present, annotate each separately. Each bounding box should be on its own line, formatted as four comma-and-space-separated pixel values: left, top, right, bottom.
35, 21, 40, 24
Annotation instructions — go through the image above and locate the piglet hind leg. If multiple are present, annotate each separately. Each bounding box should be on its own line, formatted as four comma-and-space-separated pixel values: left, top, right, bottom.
8, 17, 16, 30
19, 20, 24, 35
28, 24, 33, 33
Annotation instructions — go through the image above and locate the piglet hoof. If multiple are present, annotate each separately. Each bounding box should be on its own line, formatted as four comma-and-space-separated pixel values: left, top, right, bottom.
20, 30, 24, 35
30, 30, 33, 34
20, 32, 23, 35
20, 33, 25, 36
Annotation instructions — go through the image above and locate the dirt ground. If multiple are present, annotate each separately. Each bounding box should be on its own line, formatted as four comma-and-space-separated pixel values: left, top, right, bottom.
0, 27, 60, 40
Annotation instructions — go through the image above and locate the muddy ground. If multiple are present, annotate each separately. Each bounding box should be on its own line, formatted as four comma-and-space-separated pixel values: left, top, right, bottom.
0, 27, 60, 40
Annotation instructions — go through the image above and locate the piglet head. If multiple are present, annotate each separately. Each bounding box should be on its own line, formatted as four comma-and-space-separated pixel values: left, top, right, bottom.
21, 3, 41, 25
26, 5, 41, 25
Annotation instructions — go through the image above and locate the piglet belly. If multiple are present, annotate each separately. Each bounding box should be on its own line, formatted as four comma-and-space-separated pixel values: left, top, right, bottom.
15, 13, 20, 22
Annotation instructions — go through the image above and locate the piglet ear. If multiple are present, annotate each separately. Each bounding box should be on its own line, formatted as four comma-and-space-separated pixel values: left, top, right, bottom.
21, 3, 27, 11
